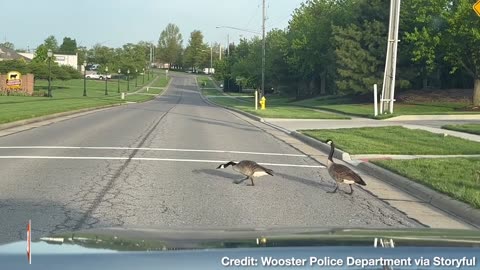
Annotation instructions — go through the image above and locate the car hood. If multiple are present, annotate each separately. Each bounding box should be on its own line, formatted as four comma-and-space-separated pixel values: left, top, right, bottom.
1, 227, 480, 253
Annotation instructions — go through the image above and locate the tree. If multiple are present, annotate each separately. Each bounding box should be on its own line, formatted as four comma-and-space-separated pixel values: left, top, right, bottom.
184, 30, 208, 70
334, 20, 387, 95
33, 35, 59, 62
0, 41, 14, 50
58, 37, 77, 54
157, 23, 183, 67
402, 0, 449, 89
444, 0, 480, 106
89, 44, 114, 65
265, 30, 290, 93
44, 35, 58, 51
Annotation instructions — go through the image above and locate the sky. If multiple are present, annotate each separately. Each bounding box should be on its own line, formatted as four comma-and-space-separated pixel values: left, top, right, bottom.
1, 0, 305, 50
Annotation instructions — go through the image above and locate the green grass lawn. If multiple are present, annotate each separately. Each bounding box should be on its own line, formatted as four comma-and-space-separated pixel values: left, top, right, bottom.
201, 87, 224, 96
0, 76, 157, 125
443, 124, 480, 135
149, 74, 170, 88
373, 158, 480, 209
293, 96, 475, 119
197, 75, 217, 89
301, 126, 480, 155
208, 96, 348, 119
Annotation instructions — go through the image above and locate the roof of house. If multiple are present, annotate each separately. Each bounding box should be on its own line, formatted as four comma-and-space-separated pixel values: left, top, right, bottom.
0, 46, 31, 61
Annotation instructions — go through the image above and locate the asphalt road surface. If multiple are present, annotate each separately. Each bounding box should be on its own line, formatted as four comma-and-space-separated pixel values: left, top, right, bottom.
0, 73, 419, 244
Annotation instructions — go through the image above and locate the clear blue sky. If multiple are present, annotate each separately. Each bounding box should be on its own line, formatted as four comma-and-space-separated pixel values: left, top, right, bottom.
1, 0, 305, 50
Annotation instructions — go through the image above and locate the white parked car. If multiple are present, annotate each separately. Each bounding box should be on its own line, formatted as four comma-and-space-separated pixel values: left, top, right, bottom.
86, 73, 111, 80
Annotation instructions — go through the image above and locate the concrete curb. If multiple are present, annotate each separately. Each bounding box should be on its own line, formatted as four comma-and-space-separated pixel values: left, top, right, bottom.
0, 103, 124, 132
289, 131, 351, 161
358, 162, 480, 229
199, 92, 265, 123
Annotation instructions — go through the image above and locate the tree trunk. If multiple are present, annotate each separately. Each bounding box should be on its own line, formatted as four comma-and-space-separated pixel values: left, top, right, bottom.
422, 77, 428, 90
320, 71, 326, 95
474, 78, 480, 107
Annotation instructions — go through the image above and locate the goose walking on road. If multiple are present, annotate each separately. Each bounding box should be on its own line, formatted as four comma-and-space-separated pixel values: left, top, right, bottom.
216, 160, 274, 186
325, 139, 366, 194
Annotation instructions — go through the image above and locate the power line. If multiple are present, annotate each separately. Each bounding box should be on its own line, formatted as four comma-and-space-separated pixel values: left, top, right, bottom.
244, 0, 261, 29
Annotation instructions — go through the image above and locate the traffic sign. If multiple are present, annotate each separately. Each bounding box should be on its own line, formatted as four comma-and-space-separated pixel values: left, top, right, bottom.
474, 0, 480, 16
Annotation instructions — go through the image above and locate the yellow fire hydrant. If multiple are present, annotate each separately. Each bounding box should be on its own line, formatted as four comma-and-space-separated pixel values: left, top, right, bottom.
260, 96, 266, 110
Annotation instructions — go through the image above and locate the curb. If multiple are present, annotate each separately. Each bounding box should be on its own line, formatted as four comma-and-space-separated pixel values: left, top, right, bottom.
199, 92, 265, 123
290, 132, 351, 161
0, 103, 124, 132
358, 162, 480, 229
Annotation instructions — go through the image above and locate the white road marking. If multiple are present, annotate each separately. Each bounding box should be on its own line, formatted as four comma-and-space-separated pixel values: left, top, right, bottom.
0, 146, 306, 157
0, 156, 325, 168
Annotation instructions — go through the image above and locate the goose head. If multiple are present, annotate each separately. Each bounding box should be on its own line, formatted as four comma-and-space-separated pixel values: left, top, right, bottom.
325, 139, 333, 145
216, 161, 237, 169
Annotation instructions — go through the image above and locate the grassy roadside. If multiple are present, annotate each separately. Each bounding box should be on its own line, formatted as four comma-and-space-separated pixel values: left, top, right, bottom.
197, 75, 217, 89
0, 75, 158, 125
301, 126, 480, 155
292, 96, 476, 119
208, 96, 348, 119
443, 124, 480, 135
373, 158, 480, 209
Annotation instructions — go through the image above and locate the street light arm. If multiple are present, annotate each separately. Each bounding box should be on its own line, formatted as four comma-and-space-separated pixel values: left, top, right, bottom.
216, 26, 261, 35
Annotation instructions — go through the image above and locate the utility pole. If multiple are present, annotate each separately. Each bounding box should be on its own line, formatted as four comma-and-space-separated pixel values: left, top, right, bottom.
227, 34, 230, 56
261, 0, 266, 98
381, 0, 401, 114
210, 45, 213, 74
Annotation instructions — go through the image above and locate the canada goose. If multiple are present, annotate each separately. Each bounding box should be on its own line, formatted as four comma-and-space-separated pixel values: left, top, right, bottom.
325, 139, 366, 194
216, 160, 274, 186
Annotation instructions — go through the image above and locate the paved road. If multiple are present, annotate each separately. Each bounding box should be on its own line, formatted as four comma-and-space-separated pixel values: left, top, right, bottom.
0, 73, 419, 244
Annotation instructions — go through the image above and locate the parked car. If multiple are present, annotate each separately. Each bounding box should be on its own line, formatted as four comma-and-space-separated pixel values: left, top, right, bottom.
86, 73, 111, 80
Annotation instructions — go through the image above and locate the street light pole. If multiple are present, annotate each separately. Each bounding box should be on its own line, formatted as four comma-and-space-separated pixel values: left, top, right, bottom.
127, 69, 130, 91
117, 69, 121, 93
143, 68, 145, 84
83, 61, 87, 96
210, 46, 213, 74
135, 69, 138, 87
47, 49, 53, 98
104, 66, 108, 95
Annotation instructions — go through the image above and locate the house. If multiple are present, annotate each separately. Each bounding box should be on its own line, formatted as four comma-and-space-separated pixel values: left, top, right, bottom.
18, 52, 78, 69
0, 46, 31, 61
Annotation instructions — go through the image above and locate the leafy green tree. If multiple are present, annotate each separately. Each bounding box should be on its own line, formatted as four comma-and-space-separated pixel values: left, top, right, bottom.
402, 0, 448, 89
0, 41, 14, 50
184, 30, 208, 69
443, 0, 480, 106
89, 44, 114, 65
33, 35, 59, 62
334, 20, 387, 95
58, 37, 77, 54
157, 23, 183, 67
44, 35, 58, 51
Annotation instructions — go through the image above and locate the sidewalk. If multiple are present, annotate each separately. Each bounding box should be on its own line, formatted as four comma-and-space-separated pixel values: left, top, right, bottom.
266, 118, 480, 143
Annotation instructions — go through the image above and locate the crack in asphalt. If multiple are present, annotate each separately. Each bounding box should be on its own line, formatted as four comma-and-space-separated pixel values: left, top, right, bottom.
69, 92, 184, 231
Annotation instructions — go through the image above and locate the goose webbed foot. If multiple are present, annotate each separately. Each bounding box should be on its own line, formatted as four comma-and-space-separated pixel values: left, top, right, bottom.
327, 184, 338, 193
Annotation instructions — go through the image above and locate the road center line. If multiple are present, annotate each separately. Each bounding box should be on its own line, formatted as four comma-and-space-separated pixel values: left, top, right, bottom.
0, 156, 325, 168
0, 146, 306, 157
